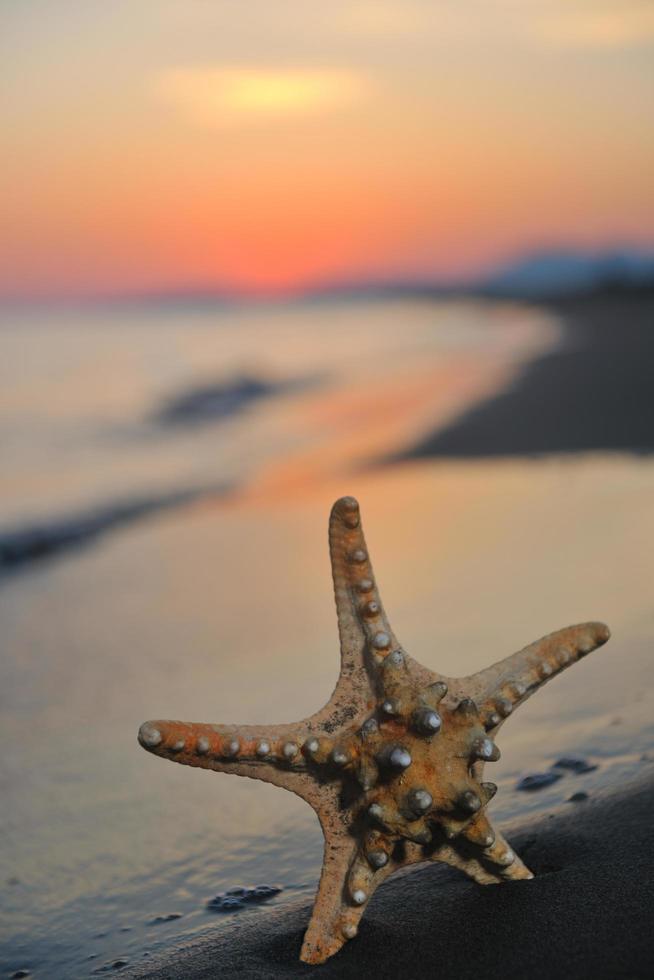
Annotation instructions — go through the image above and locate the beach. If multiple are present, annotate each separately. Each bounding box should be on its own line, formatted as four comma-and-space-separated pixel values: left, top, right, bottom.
397, 285, 654, 459
1, 289, 653, 979
123, 769, 654, 979
4, 1, 654, 974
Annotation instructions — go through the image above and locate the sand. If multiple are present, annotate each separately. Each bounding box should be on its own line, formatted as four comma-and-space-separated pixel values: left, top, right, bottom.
124, 770, 654, 979
397, 285, 654, 459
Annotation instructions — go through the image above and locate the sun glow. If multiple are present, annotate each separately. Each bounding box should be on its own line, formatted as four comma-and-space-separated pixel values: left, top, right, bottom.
1, 1, 653, 299
155, 67, 371, 127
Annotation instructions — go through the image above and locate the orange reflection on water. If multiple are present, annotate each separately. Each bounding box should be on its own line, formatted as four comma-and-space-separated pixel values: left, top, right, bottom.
246, 353, 516, 502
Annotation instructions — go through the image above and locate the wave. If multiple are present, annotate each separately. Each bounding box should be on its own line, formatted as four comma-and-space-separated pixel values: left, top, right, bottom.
153, 373, 318, 428
0, 483, 233, 575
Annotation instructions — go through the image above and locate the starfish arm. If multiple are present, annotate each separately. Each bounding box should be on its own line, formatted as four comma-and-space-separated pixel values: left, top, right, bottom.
327, 496, 400, 681
429, 812, 532, 884
138, 718, 319, 798
431, 835, 532, 885
299, 820, 361, 964
431, 847, 504, 884
466, 622, 610, 727
480, 828, 533, 882
326, 496, 442, 707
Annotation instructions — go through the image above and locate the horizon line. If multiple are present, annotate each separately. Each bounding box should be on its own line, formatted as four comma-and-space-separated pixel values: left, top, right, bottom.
2, 243, 653, 309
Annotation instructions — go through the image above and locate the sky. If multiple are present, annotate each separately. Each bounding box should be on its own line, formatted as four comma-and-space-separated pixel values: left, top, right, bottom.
1, 0, 654, 299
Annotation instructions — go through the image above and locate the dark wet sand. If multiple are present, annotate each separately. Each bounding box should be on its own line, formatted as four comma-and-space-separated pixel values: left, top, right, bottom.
396, 285, 654, 459
125, 771, 654, 979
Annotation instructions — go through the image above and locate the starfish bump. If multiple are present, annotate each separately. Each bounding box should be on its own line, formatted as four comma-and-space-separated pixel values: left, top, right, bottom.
138, 496, 611, 964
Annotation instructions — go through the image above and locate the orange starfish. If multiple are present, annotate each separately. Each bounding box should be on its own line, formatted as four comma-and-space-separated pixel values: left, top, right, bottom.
138, 497, 610, 964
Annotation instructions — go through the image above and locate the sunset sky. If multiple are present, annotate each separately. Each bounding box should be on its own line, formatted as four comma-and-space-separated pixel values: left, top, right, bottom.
2, 0, 654, 299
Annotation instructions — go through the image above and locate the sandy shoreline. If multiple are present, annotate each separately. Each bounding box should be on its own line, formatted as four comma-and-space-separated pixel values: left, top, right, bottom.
396, 285, 654, 459
2, 288, 653, 978
124, 769, 654, 979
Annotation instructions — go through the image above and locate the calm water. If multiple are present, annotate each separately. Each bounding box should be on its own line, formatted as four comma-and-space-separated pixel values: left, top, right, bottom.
1, 298, 653, 978
0, 297, 552, 524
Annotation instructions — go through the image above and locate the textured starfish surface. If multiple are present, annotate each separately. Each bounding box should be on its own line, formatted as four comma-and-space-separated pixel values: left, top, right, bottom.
138, 496, 611, 965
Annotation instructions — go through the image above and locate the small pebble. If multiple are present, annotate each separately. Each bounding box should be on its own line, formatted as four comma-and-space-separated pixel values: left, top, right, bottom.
151, 912, 183, 924
252, 884, 282, 900
206, 896, 245, 912
220, 897, 244, 911
206, 883, 283, 913
12, 971, 31, 979
95, 961, 130, 973
552, 757, 597, 774
568, 791, 589, 803
516, 772, 562, 792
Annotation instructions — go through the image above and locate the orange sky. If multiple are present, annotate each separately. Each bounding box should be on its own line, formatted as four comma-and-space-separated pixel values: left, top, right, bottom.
1, 0, 654, 299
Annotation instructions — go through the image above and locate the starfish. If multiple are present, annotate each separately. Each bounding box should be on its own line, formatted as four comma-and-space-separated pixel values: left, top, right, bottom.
138, 496, 611, 964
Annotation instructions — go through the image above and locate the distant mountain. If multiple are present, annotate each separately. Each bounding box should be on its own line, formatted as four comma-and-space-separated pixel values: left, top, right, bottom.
6, 249, 652, 311
297, 249, 654, 305
482, 248, 654, 298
